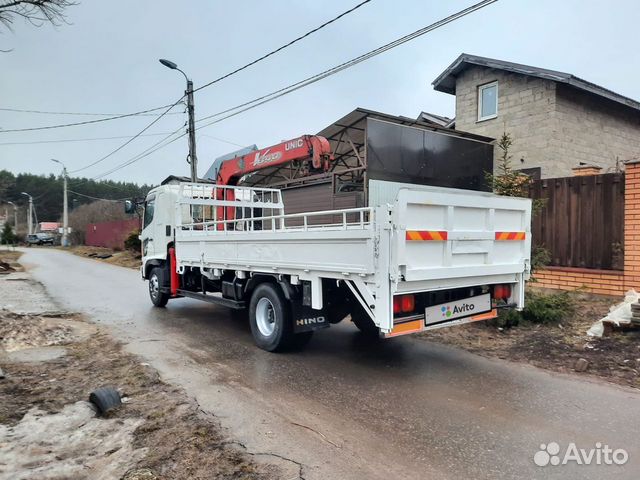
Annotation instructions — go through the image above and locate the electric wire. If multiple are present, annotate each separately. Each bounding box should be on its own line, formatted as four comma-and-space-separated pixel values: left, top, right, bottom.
0, 107, 183, 116
1, 0, 372, 132
89, 126, 187, 180
0, 132, 177, 146
67, 190, 129, 202
88, 0, 496, 180
68, 98, 185, 174
192, 0, 373, 94
195, 0, 497, 130
0, 103, 180, 133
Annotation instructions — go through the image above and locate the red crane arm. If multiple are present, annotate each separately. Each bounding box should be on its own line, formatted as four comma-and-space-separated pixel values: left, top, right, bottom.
216, 135, 333, 185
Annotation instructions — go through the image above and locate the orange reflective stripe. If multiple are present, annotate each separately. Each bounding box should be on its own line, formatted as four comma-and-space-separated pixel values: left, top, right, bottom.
405, 230, 448, 241
470, 308, 498, 322
495, 231, 526, 241
387, 319, 424, 337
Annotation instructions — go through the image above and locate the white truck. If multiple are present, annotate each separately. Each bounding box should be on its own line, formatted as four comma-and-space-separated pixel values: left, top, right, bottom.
135, 177, 531, 352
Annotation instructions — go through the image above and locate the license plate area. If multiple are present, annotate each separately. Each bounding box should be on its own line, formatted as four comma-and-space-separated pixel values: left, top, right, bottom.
424, 293, 491, 326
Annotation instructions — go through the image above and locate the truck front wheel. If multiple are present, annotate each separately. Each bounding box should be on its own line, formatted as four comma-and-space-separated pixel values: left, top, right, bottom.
249, 283, 296, 352
149, 267, 169, 307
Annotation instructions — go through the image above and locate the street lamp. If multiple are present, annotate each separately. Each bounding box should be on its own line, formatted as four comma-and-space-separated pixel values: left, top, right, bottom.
159, 58, 198, 182
51, 158, 69, 247
20, 192, 33, 235
6, 201, 17, 233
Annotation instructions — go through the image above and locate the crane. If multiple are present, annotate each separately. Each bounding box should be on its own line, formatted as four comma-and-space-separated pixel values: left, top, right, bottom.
216, 135, 333, 186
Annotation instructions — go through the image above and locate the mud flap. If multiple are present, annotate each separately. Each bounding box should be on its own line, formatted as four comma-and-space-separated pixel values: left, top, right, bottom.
291, 302, 330, 333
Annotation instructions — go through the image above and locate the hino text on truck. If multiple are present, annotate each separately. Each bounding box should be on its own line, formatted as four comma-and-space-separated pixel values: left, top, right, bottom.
128, 116, 532, 351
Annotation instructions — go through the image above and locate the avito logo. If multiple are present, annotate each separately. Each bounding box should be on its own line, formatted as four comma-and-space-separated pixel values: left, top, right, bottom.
441, 303, 475, 317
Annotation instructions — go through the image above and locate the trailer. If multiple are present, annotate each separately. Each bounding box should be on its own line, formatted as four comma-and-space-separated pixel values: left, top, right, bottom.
137, 175, 531, 351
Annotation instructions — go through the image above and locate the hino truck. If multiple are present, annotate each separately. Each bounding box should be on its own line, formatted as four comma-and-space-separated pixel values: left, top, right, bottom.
132, 130, 531, 352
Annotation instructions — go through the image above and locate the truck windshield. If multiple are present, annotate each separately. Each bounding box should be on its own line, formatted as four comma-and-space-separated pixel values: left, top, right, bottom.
143, 195, 155, 229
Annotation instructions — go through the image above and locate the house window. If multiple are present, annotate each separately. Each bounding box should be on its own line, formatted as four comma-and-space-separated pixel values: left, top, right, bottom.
478, 81, 498, 121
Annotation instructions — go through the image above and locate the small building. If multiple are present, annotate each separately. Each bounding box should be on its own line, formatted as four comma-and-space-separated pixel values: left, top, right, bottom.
432, 53, 640, 178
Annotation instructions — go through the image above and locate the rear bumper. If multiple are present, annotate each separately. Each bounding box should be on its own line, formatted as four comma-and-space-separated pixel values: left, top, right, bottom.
382, 308, 498, 339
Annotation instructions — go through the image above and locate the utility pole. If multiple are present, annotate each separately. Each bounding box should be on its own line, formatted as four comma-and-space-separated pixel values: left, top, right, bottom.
21, 192, 33, 235
7, 201, 17, 233
159, 58, 198, 182
52, 159, 69, 247
186, 78, 198, 182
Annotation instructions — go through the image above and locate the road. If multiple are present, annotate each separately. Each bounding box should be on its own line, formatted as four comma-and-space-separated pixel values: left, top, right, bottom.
20, 249, 640, 479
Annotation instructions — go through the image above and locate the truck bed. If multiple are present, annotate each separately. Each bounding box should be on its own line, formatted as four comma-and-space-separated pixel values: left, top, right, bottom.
173, 181, 531, 333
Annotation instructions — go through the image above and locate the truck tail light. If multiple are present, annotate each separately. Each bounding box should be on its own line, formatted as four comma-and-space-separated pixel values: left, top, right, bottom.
493, 284, 512, 300
393, 294, 416, 314
393, 296, 401, 314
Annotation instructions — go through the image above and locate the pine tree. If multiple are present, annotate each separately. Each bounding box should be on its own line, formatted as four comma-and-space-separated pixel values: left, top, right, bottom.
1, 223, 15, 245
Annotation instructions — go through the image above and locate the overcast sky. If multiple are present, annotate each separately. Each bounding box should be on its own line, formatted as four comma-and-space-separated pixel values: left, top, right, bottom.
1, 0, 639, 186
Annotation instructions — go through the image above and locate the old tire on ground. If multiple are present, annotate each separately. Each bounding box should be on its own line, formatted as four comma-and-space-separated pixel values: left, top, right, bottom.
149, 267, 169, 308
249, 283, 298, 352
351, 309, 380, 337
89, 387, 122, 415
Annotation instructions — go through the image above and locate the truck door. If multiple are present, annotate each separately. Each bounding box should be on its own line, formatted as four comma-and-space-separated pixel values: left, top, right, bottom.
141, 193, 156, 259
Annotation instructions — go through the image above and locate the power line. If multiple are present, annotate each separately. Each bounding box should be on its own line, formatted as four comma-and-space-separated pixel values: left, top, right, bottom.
79, 0, 496, 180
0, 102, 181, 133
195, 0, 497, 130
0, 131, 177, 146
192, 0, 373, 95
67, 190, 129, 202
0, 107, 183, 117
1, 1, 371, 134
90, 127, 187, 180
69, 98, 185, 174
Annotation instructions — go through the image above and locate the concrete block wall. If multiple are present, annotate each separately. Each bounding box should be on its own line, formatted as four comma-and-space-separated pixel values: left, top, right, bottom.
534, 162, 640, 296
454, 66, 558, 175
452, 66, 640, 178
554, 84, 640, 174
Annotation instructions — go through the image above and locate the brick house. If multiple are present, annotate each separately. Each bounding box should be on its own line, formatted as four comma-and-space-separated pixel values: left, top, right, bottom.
432, 54, 640, 178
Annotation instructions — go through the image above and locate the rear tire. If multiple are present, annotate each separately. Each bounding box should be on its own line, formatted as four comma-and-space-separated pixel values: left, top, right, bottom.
149, 267, 169, 307
249, 283, 295, 352
351, 309, 379, 337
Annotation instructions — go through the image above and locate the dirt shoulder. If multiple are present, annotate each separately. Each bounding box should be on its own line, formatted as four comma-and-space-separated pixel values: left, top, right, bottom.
68, 245, 141, 269
421, 291, 640, 389
0, 254, 281, 479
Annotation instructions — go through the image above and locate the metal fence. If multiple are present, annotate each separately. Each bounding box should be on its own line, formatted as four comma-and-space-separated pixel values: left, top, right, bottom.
529, 173, 624, 270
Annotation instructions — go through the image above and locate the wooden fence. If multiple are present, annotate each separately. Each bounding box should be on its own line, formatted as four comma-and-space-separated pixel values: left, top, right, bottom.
529, 173, 624, 270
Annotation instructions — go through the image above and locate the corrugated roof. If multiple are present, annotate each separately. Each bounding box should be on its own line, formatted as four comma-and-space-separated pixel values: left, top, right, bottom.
432, 53, 640, 112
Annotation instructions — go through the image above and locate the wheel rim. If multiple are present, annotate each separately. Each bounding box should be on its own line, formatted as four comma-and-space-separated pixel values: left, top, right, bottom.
256, 297, 276, 337
149, 274, 159, 299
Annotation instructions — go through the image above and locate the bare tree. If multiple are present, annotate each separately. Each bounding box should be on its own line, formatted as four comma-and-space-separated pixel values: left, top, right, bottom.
0, 0, 77, 32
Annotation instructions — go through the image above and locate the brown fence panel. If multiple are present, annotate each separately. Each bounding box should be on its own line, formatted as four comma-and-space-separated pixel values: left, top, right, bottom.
530, 173, 624, 270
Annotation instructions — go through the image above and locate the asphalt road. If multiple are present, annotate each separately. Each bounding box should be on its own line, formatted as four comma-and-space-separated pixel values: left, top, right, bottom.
20, 249, 640, 480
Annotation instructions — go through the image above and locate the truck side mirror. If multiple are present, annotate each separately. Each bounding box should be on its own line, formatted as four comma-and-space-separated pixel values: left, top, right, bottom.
124, 200, 135, 214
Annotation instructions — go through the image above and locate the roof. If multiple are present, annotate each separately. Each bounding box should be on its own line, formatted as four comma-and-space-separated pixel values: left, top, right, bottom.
417, 111, 453, 127
432, 53, 640, 113
39, 222, 60, 231
317, 107, 492, 144
160, 175, 216, 185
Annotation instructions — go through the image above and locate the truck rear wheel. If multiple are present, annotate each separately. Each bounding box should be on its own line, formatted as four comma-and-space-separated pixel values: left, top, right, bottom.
249, 283, 296, 352
351, 309, 379, 337
149, 267, 169, 307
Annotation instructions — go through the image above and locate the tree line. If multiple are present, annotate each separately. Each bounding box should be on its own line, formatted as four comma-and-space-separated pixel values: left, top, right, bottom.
0, 169, 151, 228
